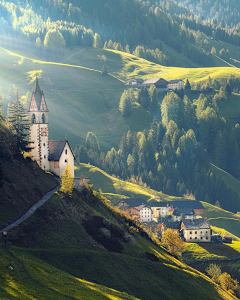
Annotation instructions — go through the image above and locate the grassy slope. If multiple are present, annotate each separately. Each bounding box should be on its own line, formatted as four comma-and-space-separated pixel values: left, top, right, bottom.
202, 202, 240, 239
2, 45, 240, 151
1, 189, 235, 300
0, 247, 139, 300
183, 241, 240, 262
75, 163, 184, 202
76, 163, 240, 240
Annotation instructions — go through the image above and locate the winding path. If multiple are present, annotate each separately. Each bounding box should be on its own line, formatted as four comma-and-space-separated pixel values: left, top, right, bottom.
0, 183, 61, 234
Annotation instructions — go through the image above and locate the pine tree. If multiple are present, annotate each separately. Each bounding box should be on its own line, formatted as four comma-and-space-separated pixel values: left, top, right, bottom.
85, 132, 100, 152
93, 33, 103, 48
60, 164, 74, 196
101, 64, 108, 76
185, 79, 191, 90
119, 91, 132, 116
8, 90, 31, 155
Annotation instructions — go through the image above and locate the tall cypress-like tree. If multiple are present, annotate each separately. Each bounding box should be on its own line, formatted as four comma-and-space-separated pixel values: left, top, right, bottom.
8, 90, 31, 155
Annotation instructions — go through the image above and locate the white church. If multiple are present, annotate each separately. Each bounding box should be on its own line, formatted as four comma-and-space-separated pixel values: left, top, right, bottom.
28, 77, 75, 178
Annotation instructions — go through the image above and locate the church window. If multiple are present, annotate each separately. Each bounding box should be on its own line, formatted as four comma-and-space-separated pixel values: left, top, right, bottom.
65, 159, 68, 163
65, 149, 67, 155
32, 114, 36, 123
44, 155, 46, 159
42, 113, 45, 123
43, 143, 45, 147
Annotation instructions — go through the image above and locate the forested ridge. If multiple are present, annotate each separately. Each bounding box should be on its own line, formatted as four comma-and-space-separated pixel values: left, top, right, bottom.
1, 0, 240, 67
75, 79, 240, 214
175, 0, 240, 28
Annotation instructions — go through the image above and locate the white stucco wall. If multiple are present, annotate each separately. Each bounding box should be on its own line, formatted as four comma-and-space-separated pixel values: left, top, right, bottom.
183, 229, 211, 243
59, 143, 75, 178
139, 207, 153, 223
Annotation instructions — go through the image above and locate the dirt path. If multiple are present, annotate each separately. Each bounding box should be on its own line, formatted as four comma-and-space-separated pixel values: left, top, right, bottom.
64, 48, 86, 62
0, 183, 60, 234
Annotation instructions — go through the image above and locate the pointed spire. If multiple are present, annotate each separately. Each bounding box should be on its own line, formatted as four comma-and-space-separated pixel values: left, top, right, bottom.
34, 74, 41, 93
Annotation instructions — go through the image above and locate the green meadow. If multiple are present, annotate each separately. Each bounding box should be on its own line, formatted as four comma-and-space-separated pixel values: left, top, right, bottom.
0, 189, 236, 300
1, 45, 240, 151
183, 241, 240, 262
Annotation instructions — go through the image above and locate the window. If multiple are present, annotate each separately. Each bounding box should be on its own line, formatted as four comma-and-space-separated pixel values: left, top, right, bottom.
42, 113, 45, 123
200, 231, 202, 234
206, 231, 208, 234
206, 237, 208, 240
190, 231, 192, 234
44, 155, 46, 159
200, 237, 203, 240
190, 237, 192, 240
65, 149, 67, 155
32, 114, 36, 124
65, 159, 68, 163
195, 231, 197, 234
43, 143, 45, 147
195, 237, 197, 239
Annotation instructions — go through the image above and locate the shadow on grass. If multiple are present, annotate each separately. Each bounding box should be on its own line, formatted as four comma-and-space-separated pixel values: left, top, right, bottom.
199, 243, 240, 258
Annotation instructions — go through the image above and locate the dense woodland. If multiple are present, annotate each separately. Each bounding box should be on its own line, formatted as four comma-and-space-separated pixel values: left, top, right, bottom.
75, 79, 240, 214
1, 0, 240, 67
175, 0, 240, 28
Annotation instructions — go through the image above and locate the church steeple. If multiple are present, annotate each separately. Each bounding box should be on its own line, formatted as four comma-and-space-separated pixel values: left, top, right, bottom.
28, 77, 49, 170
34, 76, 41, 93
28, 76, 48, 113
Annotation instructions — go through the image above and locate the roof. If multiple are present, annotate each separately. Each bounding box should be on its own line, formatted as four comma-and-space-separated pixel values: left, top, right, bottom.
28, 77, 48, 112
181, 218, 211, 230
49, 140, 75, 161
118, 204, 130, 211
122, 198, 148, 207
172, 208, 195, 216
150, 200, 204, 210
163, 221, 181, 230
142, 78, 168, 86
136, 204, 148, 211
168, 80, 184, 84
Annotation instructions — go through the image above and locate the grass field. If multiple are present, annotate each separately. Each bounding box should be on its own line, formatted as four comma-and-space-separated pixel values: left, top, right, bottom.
1, 45, 240, 151
0, 188, 235, 300
75, 163, 187, 202
183, 241, 240, 262
0, 247, 139, 300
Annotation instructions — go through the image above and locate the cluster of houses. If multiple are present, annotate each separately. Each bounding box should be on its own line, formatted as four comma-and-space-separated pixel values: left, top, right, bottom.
116, 198, 213, 243
125, 78, 185, 91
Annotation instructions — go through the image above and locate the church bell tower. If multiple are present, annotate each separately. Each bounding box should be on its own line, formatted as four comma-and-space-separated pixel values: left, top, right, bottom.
28, 77, 49, 170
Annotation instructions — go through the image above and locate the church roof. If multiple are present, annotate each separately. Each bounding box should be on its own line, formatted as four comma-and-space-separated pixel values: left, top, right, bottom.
49, 140, 75, 161
28, 77, 48, 112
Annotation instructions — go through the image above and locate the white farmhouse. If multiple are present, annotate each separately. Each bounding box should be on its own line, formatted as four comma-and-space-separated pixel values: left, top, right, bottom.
181, 218, 211, 243
167, 80, 184, 90
139, 206, 153, 223
28, 77, 75, 178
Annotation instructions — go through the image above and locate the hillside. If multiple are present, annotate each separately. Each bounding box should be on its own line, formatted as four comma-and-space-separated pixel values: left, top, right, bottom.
1, 45, 240, 153
2, 187, 236, 300
0, 120, 56, 229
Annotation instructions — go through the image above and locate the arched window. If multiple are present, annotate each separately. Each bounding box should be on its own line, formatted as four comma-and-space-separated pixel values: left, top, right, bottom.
32, 114, 36, 124
65, 149, 67, 155
65, 159, 68, 163
42, 113, 45, 123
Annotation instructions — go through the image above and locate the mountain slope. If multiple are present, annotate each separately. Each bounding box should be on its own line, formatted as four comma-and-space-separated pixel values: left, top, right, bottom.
3, 189, 236, 300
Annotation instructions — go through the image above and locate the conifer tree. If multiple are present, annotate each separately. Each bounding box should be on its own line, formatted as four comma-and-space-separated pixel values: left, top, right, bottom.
185, 79, 191, 90
93, 33, 102, 48
8, 90, 31, 155
101, 64, 108, 76
60, 164, 74, 196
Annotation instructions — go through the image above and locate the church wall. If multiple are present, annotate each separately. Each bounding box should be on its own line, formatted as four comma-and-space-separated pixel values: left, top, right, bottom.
59, 143, 75, 178
49, 161, 60, 177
